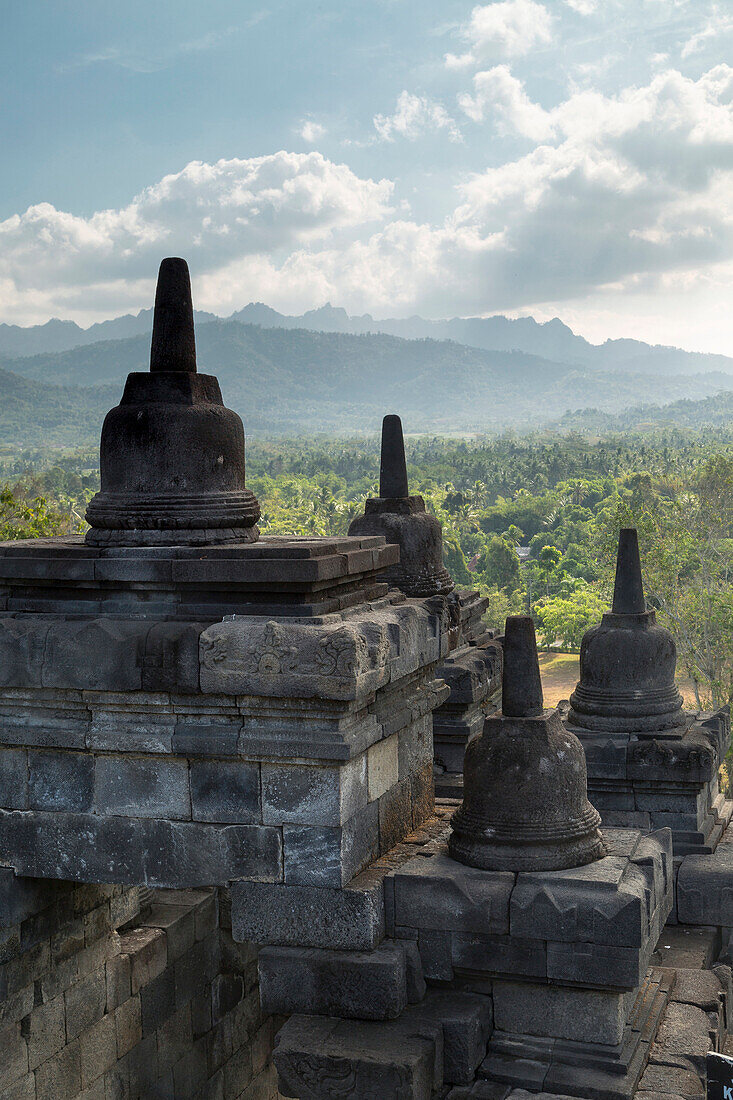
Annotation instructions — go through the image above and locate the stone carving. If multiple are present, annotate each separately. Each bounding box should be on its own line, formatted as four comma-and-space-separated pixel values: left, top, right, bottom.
316, 628, 370, 677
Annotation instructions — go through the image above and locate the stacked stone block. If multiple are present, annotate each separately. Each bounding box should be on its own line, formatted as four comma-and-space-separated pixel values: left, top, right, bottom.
0, 870, 284, 1100
0, 592, 448, 892
433, 592, 502, 794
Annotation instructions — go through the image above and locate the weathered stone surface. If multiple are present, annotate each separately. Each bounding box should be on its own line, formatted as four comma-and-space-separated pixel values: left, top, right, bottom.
230, 870, 385, 951
510, 857, 650, 948
492, 979, 626, 1045
42, 620, 147, 691
416, 989, 492, 1084
648, 1001, 712, 1075
637, 1062, 704, 1099
452, 933, 547, 980
368, 734, 399, 802
678, 828, 733, 925
261, 757, 367, 827
0, 810, 282, 886
282, 803, 379, 888
28, 750, 94, 813
189, 759, 260, 824
390, 851, 514, 936
94, 755, 190, 819
259, 941, 408, 1020
547, 938, 646, 988
0, 749, 28, 809
653, 925, 721, 971
274, 1010, 442, 1100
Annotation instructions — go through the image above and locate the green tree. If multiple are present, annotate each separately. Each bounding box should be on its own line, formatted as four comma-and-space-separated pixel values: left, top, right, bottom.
0, 485, 68, 540
480, 537, 521, 591
536, 585, 608, 651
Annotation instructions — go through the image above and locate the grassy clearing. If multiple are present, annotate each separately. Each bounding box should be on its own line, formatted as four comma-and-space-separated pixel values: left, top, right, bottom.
538, 650, 701, 710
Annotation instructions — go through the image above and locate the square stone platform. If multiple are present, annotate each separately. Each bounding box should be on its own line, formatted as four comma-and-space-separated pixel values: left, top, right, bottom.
384, 823, 674, 1100
564, 703, 732, 861
0, 533, 400, 618
0, 533, 453, 892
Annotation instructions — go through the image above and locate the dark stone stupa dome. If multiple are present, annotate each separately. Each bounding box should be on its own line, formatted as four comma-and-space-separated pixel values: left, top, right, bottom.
567, 529, 684, 735
449, 615, 605, 872
348, 414, 453, 597
85, 258, 260, 546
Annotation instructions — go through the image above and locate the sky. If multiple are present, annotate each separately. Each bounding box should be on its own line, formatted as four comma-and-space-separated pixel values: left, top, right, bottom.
3, 0, 733, 352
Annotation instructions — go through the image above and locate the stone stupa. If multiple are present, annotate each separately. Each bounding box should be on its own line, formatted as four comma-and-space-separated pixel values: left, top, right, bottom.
85, 257, 261, 546
449, 614, 605, 871
348, 413, 453, 597
564, 527, 732, 857
567, 528, 684, 735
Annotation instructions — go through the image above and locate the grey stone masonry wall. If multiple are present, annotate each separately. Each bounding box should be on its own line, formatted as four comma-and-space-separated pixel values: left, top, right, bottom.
565, 703, 733, 859
0, 869, 285, 1100
0, 592, 449, 889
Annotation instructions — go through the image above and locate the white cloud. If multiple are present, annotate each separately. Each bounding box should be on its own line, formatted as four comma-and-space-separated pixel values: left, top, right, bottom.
373, 91, 462, 142
0, 152, 393, 323
7, 66, 733, 333
299, 120, 326, 143
459, 66, 555, 140
564, 0, 597, 14
445, 1, 553, 69
681, 7, 733, 59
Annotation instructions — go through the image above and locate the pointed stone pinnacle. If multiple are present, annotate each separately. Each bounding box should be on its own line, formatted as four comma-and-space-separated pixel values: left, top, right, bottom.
379, 414, 409, 499
150, 257, 197, 373
502, 615, 544, 718
612, 528, 646, 615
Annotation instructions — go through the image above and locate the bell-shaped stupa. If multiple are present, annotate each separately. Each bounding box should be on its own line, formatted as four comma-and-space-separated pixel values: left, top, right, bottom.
567, 529, 684, 735
85, 258, 260, 546
449, 615, 605, 871
347, 414, 453, 597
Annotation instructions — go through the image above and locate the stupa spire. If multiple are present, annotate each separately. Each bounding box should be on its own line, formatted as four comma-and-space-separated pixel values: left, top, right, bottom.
611, 528, 646, 615
501, 616, 544, 718
379, 414, 409, 499
150, 258, 197, 374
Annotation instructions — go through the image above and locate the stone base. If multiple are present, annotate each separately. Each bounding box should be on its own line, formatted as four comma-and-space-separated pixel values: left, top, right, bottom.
678, 819, 733, 927
565, 705, 731, 860
388, 828, 672, 991
85, 523, 260, 547
0, 533, 399, 618
481, 968, 673, 1100
274, 988, 493, 1098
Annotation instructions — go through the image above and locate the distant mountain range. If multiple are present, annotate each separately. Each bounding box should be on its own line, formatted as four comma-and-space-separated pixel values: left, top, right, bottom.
2, 303, 733, 378
0, 322, 729, 445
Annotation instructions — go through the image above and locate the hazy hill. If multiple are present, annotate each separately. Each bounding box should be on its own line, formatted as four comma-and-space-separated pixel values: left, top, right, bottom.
553, 391, 733, 433
0, 323, 730, 442
0, 367, 115, 447
3, 304, 732, 378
